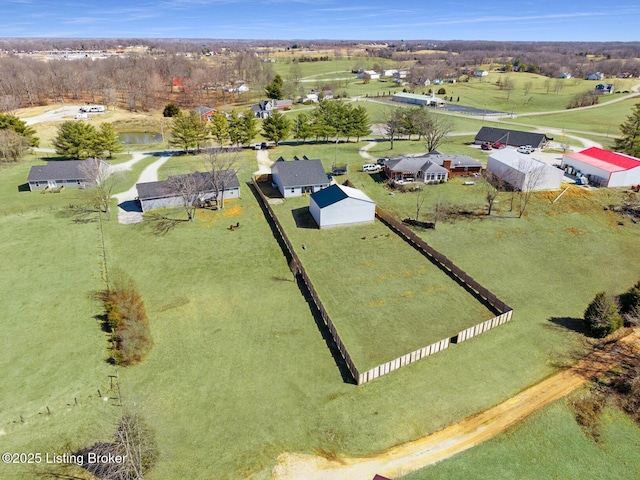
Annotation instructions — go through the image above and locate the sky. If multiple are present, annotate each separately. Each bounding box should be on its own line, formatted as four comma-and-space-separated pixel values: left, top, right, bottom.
2, 0, 640, 42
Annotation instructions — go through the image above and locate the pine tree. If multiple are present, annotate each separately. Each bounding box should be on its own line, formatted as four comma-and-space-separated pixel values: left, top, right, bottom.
614, 102, 640, 157
261, 110, 292, 146
209, 111, 229, 146
53, 121, 98, 159
0, 113, 39, 147
96, 123, 122, 158
265, 74, 284, 100
584, 291, 623, 338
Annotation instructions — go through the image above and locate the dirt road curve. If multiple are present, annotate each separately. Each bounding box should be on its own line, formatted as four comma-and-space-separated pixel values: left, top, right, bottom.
272, 329, 640, 480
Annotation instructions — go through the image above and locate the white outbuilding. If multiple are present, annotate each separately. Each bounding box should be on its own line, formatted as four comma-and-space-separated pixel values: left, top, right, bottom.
487, 149, 564, 191
561, 147, 640, 187
309, 184, 376, 228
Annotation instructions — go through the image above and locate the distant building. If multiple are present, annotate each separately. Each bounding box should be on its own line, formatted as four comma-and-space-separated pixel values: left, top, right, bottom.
594, 83, 615, 95
585, 72, 604, 81
193, 105, 215, 122
358, 70, 380, 80
392, 92, 444, 107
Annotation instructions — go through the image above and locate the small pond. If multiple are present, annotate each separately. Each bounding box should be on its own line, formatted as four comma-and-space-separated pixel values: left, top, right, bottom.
119, 132, 163, 145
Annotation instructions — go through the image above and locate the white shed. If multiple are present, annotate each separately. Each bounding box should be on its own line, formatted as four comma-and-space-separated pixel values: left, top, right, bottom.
309, 184, 375, 228
561, 147, 640, 187
487, 149, 564, 191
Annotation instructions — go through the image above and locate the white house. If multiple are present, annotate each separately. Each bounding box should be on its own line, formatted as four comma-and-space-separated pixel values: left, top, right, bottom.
487, 149, 564, 191
309, 184, 375, 228
561, 147, 640, 187
271, 157, 330, 198
358, 70, 380, 80
392, 92, 444, 107
382, 69, 398, 77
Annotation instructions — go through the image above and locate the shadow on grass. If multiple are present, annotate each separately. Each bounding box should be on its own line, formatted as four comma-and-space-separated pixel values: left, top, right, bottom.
548, 316, 588, 334
249, 181, 356, 385
118, 200, 142, 213
140, 213, 187, 235
17, 183, 30, 192
56, 203, 99, 224
291, 207, 317, 229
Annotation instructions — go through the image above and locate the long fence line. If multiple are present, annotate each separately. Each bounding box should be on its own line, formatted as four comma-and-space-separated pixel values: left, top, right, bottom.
254, 178, 513, 385
251, 179, 360, 383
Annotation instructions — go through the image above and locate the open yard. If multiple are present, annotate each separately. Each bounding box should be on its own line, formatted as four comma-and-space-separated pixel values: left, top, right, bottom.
269, 196, 498, 370
3, 68, 640, 479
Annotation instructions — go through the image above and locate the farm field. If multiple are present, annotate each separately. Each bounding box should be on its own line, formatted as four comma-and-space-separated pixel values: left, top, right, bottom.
4, 56, 640, 480
269, 195, 498, 371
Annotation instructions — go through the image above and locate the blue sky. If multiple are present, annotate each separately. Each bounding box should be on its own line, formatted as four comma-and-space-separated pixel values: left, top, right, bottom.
2, 0, 640, 41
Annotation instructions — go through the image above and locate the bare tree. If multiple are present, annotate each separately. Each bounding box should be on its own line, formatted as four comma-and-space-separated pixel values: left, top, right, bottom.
482, 170, 503, 215
79, 158, 120, 218
167, 172, 204, 221
205, 149, 239, 210
423, 114, 453, 152
516, 159, 546, 218
384, 107, 404, 150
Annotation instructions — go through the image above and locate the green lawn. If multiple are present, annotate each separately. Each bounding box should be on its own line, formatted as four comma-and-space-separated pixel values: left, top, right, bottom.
4, 88, 640, 480
270, 196, 496, 370
404, 397, 640, 480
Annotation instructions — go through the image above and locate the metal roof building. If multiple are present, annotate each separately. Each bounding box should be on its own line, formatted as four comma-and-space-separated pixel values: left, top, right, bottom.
309, 184, 375, 228
561, 147, 640, 187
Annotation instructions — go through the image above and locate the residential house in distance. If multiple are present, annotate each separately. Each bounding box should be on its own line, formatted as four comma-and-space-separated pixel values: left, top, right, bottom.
487, 149, 564, 191
392, 92, 444, 107
136, 171, 240, 212
309, 183, 375, 228
271, 156, 330, 198
561, 147, 640, 187
474, 127, 551, 150
194, 106, 215, 122
358, 70, 380, 80
251, 99, 293, 118
27, 158, 110, 191
558, 72, 572, 79
473, 69, 489, 77
595, 83, 615, 95
384, 152, 483, 183
585, 72, 605, 81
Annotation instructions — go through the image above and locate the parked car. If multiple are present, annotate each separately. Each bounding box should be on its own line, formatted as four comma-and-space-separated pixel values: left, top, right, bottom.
492, 141, 506, 149
362, 164, 381, 172
481, 142, 492, 151
517, 145, 532, 154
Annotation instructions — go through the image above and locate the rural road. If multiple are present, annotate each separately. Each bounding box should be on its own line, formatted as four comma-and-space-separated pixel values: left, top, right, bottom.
272, 328, 640, 480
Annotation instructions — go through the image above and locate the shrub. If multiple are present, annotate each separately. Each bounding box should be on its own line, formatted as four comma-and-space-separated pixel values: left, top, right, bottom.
437, 87, 446, 95
619, 280, 640, 314
98, 274, 153, 366
163, 103, 180, 117
583, 291, 623, 337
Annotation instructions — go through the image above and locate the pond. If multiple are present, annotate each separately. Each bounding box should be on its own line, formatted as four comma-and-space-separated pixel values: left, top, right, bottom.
119, 132, 163, 145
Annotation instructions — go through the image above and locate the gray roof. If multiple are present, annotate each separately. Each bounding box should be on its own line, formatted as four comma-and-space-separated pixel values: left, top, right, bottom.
136, 171, 240, 201
386, 152, 478, 173
271, 158, 328, 187
194, 106, 215, 115
475, 127, 550, 148
27, 159, 104, 183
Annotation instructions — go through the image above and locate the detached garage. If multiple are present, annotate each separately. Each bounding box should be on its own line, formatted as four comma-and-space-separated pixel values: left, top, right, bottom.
487, 149, 564, 191
561, 147, 640, 187
309, 184, 375, 228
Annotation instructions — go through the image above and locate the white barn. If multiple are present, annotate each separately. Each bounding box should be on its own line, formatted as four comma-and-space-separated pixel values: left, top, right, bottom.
561, 147, 640, 187
487, 149, 564, 191
309, 184, 375, 228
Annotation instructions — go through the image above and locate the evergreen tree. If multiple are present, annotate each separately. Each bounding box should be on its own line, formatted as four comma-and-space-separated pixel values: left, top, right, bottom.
584, 291, 623, 338
614, 102, 640, 158
293, 112, 314, 144
209, 111, 230, 146
265, 74, 284, 100
96, 123, 122, 158
162, 103, 181, 117
0, 113, 39, 147
53, 121, 98, 159
261, 110, 292, 146
227, 110, 243, 146
239, 109, 259, 146
169, 111, 209, 153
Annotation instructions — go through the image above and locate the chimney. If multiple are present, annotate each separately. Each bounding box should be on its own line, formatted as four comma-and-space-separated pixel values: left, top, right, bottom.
443, 159, 452, 170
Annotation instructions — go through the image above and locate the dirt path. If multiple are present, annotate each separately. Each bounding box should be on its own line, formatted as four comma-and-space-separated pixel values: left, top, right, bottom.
272, 329, 640, 480
254, 148, 273, 175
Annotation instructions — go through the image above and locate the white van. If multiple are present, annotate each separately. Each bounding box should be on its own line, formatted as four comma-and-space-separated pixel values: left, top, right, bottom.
362, 164, 380, 172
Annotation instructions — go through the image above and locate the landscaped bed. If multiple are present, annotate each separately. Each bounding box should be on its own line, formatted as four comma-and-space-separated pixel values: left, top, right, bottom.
270, 195, 498, 372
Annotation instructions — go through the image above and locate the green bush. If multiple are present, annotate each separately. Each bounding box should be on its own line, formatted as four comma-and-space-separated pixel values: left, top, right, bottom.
619, 280, 640, 315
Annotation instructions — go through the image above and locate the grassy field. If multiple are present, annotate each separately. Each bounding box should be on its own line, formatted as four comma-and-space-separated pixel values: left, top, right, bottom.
270, 196, 497, 370
404, 396, 640, 480
4, 60, 640, 479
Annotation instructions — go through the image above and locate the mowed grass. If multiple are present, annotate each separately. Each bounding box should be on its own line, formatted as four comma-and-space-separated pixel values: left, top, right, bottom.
403, 397, 640, 480
270, 196, 496, 370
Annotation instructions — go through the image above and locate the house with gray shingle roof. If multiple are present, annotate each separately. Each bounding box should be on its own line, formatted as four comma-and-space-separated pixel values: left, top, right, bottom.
136, 170, 240, 212
384, 151, 482, 183
474, 126, 551, 150
27, 158, 109, 191
271, 156, 330, 198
